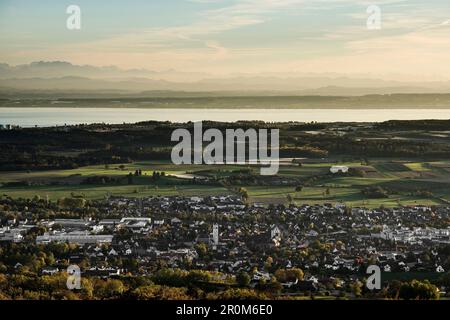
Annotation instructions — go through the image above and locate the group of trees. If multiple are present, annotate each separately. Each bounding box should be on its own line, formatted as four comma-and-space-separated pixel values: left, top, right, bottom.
383, 280, 440, 300
4, 120, 450, 172
0, 270, 443, 300
237, 187, 249, 202
274, 268, 304, 283
83, 176, 121, 185
362, 186, 390, 199
0, 272, 125, 300
57, 197, 87, 208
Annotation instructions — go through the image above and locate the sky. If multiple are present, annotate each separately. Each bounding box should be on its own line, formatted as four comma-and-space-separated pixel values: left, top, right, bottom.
1, 0, 450, 80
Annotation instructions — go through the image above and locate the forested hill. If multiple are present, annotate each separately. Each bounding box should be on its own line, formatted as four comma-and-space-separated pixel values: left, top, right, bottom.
1, 120, 450, 171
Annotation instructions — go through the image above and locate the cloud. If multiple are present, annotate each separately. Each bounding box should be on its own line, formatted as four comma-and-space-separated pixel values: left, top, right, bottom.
2, 0, 450, 80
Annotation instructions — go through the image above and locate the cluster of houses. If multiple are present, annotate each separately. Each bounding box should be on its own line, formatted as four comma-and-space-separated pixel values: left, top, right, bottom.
1, 195, 449, 290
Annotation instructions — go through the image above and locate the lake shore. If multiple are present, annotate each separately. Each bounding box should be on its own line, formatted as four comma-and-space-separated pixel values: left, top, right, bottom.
1, 107, 449, 127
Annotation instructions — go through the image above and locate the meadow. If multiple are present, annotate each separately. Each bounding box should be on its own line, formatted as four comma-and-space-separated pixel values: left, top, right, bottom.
1, 159, 450, 208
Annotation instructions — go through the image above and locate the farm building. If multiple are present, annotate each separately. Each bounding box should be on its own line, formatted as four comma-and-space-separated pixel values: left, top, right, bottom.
330, 166, 349, 174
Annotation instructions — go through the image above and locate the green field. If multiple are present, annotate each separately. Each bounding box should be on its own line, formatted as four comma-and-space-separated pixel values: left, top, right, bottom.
0, 184, 230, 200
404, 162, 431, 171
1, 159, 450, 207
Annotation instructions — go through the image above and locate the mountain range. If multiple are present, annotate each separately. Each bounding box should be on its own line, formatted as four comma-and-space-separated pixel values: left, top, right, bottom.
2, 61, 450, 96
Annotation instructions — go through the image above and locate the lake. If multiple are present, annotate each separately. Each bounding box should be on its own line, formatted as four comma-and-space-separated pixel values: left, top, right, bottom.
0, 108, 449, 127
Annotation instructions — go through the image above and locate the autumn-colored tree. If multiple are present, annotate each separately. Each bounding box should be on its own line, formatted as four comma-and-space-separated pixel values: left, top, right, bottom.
236, 271, 251, 287
132, 285, 191, 300
274, 268, 304, 283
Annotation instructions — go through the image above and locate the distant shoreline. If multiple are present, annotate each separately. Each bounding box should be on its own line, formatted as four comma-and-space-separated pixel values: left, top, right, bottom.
2, 94, 450, 109
1, 107, 449, 126
1, 106, 450, 109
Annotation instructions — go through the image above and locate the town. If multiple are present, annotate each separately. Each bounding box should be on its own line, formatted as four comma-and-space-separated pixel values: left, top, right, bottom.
0, 194, 448, 300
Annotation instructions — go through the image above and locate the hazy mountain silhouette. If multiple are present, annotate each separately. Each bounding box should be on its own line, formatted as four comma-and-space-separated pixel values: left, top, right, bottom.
2, 61, 450, 95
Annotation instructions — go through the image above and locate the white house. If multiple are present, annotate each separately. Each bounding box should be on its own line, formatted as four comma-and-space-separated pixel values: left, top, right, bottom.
108, 248, 118, 256
330, 166, 349, 174
252, 271, 271, 281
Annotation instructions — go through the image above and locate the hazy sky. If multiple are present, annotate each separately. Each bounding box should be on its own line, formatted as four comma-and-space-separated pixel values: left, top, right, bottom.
1, 0, 450, 80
